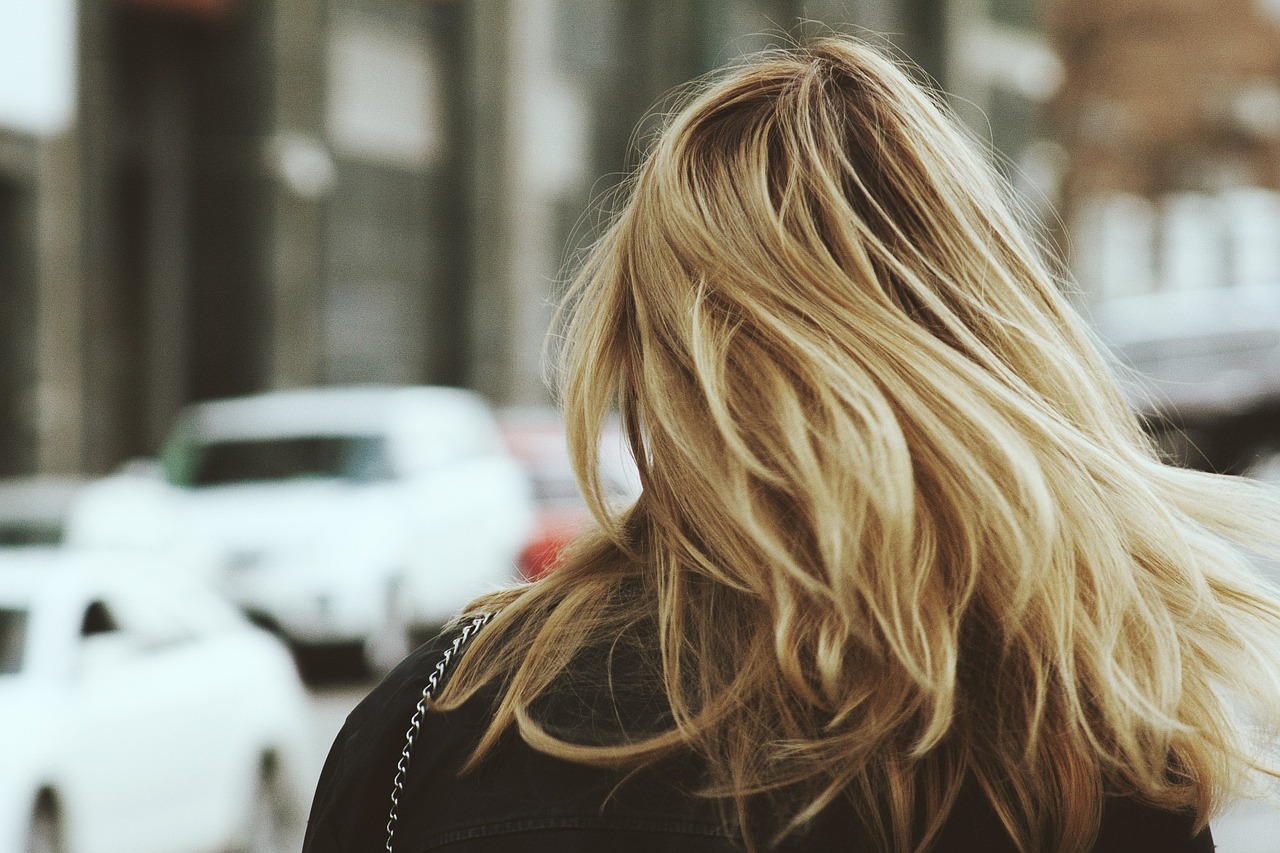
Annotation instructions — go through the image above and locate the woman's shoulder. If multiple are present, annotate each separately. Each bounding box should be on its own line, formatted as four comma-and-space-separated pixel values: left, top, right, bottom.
301, 617, 497, 853
303, 610, 744, 852
336, 614, 497, 766
303, 613, 1216, 853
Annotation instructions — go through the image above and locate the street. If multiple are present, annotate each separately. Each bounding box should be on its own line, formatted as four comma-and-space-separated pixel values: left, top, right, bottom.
304, 680, 372, 796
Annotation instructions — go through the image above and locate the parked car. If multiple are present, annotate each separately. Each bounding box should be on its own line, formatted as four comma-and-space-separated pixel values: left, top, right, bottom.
498, 407, 640, 580
66, 386, 535, 671
0, 548, 311, 853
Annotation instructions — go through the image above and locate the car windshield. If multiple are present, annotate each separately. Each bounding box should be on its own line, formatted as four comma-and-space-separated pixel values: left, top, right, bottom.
0, 607, 28, 675
184, 435, 393, 486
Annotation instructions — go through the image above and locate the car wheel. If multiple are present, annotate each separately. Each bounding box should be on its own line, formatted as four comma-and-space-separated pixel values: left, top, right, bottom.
26, 800, 62, 853
239, 760, 291, 853
363, 575, 413, 676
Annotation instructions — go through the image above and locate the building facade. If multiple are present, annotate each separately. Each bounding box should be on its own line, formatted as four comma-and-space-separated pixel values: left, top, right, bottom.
1048, 0, 1280, 470
0, 0, 77, 477
2, 0, 1038, 478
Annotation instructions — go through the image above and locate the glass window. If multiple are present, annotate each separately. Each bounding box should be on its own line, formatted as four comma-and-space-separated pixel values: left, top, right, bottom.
0, 607, 27, 674
161, 413, 200, 487
80, 600, 119, 637
0, 521, 62, 546
183, 435, 393, 486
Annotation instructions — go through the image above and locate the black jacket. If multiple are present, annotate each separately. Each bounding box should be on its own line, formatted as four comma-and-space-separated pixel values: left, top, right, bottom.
302, 625, 1215, 852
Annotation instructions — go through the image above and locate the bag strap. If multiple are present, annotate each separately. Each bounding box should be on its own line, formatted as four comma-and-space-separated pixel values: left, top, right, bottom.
385, 611, 495, 853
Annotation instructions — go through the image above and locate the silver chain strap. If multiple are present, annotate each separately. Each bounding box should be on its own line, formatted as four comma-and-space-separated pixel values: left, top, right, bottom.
385, 611, 495, 853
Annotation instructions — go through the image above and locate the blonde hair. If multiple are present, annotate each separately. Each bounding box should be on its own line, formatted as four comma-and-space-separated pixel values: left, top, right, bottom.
442, 37, 1280, 852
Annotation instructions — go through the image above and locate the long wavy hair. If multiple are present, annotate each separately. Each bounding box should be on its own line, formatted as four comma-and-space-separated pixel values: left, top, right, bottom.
440, 37, 1280, 852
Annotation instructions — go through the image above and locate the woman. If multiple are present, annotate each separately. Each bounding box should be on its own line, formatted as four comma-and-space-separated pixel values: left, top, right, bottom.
304, 37, 1280, 852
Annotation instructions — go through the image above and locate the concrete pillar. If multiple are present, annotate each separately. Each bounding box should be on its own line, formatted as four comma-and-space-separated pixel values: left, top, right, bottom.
0, 134, 38, 476
266, 0, 328, 389
33, 129, 83, 473
469, 0, 602, 406
505, 0, 569, 406
466, 0, 518, 402
75, 0, 124, 473
141, 40, 191, 451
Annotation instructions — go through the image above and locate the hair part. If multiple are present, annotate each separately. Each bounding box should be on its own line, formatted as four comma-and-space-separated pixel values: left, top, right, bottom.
441, 36, 1280, 853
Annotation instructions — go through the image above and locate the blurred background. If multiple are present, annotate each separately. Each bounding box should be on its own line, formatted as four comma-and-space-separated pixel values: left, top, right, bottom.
2, 0, 1278, 479
4, 0, 1280, 851
4, 0, 1280, 483
0, 0, 1045, 478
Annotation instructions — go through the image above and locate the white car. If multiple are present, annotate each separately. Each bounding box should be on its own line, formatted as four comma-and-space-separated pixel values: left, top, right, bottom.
67, 386, 535, 671
0, 549, 311, 853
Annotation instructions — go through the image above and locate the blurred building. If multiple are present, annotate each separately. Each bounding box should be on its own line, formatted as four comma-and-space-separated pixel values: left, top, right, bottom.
0, 0, 1047, 478
1048, 0, 1280, 470
0, 1, 77, 478
946, 0, 1063, 217
74, 0, 475, 472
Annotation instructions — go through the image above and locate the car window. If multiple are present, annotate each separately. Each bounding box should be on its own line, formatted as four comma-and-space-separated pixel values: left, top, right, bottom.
184, 435, 393, 486
0, 521, 62, 546
80, 600, 120, 637
160, 411, 200, 485
78, 598, 145, 672
0, 607, 27, 674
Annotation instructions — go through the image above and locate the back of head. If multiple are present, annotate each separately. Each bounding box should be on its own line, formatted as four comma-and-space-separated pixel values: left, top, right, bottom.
457, 36, 1280, 853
